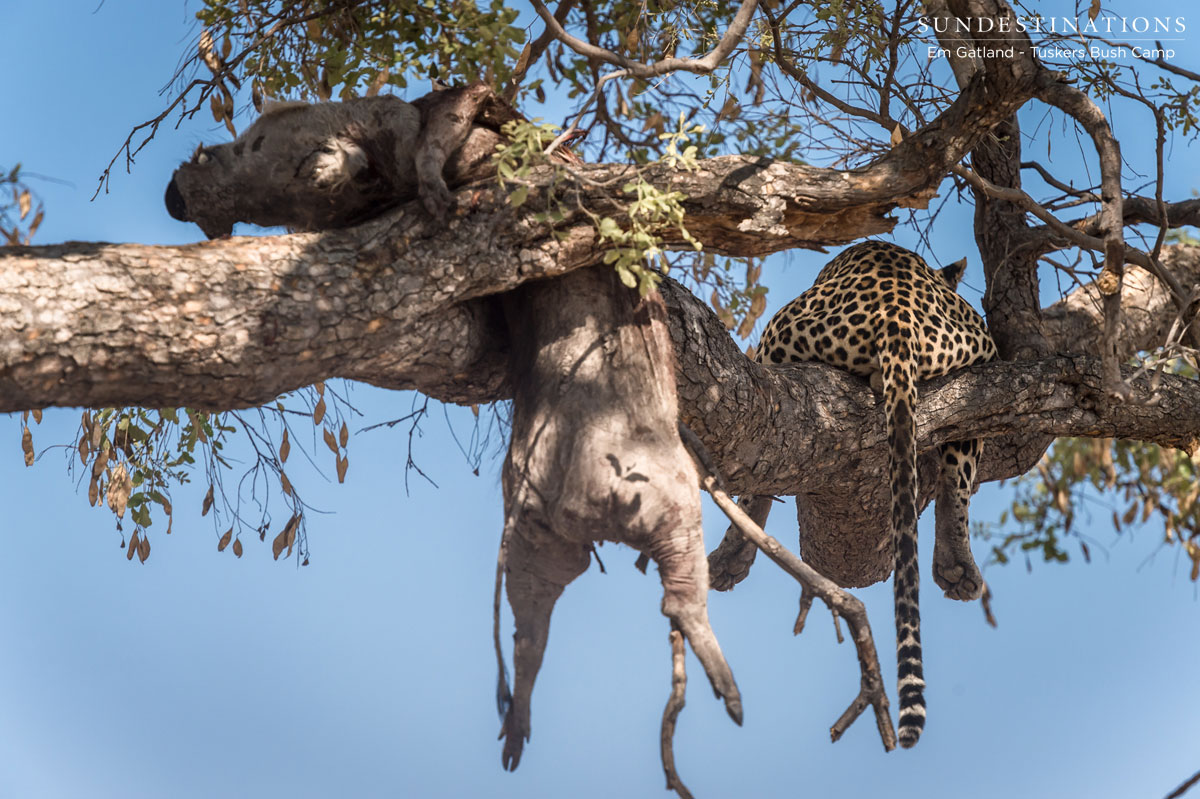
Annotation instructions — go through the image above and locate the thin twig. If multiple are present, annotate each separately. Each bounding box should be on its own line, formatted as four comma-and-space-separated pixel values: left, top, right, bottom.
1166, 768, 1200, 799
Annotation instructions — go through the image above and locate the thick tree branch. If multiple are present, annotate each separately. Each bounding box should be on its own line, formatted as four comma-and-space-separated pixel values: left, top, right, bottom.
5, 165, 1200, 590
1068, 197, 1200, 238
1034, 72, 1127, 398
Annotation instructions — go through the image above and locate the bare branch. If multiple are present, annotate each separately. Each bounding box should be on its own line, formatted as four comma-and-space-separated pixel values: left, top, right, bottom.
952, 164, 1105, 252
679, 423, 897, 751
1020, 160, 1099, 202
1167, 768, 1200, 799
760, 6, 894, 129
1034, 71, 1128, 399
1141, 46, 1200, 83
505, 0, 577, 101
1063, 197, 1200, 238
528, 0, 759, 79
955, 167, 1197, 350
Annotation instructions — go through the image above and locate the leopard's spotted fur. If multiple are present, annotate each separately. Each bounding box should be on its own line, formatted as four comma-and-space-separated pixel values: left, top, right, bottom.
755, 240, 997, 747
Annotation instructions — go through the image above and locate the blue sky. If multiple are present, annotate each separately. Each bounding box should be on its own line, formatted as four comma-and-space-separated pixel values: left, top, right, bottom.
2, 2, 1198, 798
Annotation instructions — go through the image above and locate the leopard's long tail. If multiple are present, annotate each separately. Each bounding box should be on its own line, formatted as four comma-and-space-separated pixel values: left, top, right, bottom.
879, 329, 925, 748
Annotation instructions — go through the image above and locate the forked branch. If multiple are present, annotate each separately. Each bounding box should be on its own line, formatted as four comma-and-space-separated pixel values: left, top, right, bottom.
677, 424, 898, 751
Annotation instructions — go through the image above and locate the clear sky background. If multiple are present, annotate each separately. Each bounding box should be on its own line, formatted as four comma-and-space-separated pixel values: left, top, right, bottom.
2, 2, 1198, 798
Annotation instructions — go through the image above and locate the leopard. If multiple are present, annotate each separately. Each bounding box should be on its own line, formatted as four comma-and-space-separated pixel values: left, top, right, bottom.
754, 240, 997, 748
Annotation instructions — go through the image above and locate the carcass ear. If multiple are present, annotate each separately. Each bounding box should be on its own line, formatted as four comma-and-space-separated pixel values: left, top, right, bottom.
298, 135, 369, 189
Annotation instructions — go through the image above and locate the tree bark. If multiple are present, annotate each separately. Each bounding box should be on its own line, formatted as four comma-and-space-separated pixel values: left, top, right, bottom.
4, 195, 1200, 587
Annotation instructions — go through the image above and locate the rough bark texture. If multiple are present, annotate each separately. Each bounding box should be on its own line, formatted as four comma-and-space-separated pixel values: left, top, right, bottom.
6, 223, 1199, 589
5, 64, 1200, 761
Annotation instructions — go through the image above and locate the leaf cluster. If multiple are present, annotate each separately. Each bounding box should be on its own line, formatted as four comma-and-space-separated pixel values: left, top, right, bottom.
0, 164, 45, 245
194, 0, 524, 108
981, 434, 1200, 582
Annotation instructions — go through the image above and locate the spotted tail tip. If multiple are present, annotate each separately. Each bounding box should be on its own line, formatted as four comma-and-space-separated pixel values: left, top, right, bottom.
897, 705, 926, 748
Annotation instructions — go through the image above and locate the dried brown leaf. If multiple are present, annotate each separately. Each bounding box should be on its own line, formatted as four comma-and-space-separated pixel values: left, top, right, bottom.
31, 409, 42, 424
232, 538, 243, 558
735, 313, 755, 340
279, 428, 290, 463
106, 463, 132, 519
890, 125, 903, 147
280, 472, 292, 497
21, 426, 33, 466
1088, 0, 1101, 22
272, 528, 287, 560
127, 530, 139, 561
323, 428, 338, 454
718, 96, 741, 121
202, 484, 214, 517
78, 435, 89, 465
273, 514, 300, 561
88, 475, 99, 507
92, 449, 108, 480
199, 28, 221, 74
313, 398, 326, 425
218, 528, 232, 552
339, 422, 348, 448
18, 189, 31, 220
138, 535, 150, 563
336, 454, 348, 484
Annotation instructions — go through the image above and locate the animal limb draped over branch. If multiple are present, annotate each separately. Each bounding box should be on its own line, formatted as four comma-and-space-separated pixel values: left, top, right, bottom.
5, 181, 1200, 587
